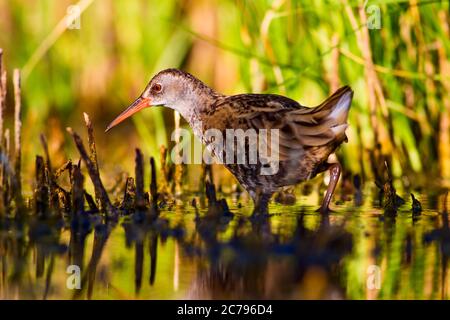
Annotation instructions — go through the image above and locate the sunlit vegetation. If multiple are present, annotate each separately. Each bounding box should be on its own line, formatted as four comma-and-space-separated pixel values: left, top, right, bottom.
0, 0, 449, 300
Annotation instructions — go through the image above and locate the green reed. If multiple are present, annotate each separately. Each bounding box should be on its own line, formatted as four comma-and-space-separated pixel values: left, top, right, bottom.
0, 0, 448, 192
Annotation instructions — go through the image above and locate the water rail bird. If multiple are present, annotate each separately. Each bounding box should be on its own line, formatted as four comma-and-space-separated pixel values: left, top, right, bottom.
106, 69, 353, 215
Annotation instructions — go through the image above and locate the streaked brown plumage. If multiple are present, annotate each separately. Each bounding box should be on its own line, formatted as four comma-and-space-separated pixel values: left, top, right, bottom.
106, 69, 354, 215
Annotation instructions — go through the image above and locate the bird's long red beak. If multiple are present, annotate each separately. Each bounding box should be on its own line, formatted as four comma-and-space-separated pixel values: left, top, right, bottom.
105, 96, 151, 132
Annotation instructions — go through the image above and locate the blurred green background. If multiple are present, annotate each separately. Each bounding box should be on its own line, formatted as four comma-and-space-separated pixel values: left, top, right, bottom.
0, 0, 449, 191
0, 0, 450, 301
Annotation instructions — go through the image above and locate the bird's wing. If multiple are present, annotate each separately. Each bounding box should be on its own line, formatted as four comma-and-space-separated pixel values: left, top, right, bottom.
216, 87, 353, 160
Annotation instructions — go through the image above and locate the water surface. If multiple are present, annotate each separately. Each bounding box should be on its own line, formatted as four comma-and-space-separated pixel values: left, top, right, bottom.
0, 188, 449, 300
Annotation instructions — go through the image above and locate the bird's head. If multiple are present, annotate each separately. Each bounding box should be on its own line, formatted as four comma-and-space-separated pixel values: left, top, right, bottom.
106, 69, 214, 132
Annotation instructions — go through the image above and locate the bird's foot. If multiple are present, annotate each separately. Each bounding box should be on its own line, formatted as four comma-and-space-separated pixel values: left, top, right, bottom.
250, 205, 271, 220
250, 211, 271, 224
315, 205, 334, 215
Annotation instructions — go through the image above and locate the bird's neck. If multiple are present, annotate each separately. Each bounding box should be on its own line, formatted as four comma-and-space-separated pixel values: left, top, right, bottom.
171, 84, 222, 130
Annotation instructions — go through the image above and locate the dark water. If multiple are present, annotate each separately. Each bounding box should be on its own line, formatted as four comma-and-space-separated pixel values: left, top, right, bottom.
0, 188, 449, 300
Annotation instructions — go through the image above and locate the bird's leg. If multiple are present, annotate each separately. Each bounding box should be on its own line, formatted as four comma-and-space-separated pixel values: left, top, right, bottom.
251, 191, 272, 217
317, 163, 341, 214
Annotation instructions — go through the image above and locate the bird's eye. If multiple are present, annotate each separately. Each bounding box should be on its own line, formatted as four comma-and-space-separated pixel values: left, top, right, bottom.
152, 83, 162, 93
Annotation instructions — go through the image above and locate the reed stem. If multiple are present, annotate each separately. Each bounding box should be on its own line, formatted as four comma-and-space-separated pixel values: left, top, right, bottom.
12, 69, 23, 212
134, 148, 145, 209
83, 113, 100, 203
67, 127, 117, 218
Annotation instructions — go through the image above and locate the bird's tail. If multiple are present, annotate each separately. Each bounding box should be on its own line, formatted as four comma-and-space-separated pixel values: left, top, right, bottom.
287, 85, 353, 147
321, 86, 353, 142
